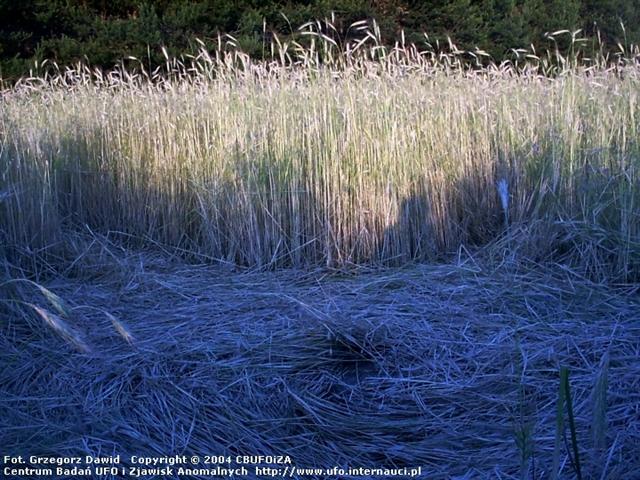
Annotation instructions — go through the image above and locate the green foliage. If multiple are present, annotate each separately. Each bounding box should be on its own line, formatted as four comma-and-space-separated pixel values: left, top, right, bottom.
0, 0, 639, 79
582, 0, 640, 45
400, 0, 486, 48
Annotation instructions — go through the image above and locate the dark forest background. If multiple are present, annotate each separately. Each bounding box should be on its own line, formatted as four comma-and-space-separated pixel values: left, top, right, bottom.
1, 0, 638, 79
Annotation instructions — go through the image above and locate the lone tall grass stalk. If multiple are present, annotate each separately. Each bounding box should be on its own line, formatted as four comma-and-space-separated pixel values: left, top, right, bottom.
558, 366, 583, 480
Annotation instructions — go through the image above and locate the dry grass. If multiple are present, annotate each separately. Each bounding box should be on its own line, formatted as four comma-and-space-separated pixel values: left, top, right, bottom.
1, 249, 638, 479
1, 29, 639, 282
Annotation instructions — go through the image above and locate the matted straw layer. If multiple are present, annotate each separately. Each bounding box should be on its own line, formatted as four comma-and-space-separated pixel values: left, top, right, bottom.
1, 252, 638, 479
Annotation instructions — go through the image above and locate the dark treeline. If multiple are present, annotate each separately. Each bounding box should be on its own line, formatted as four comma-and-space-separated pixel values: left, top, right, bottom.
1, 0, 638, 79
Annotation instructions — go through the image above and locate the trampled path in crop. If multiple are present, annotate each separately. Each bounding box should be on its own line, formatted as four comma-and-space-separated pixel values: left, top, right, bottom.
2, 254, 639, 479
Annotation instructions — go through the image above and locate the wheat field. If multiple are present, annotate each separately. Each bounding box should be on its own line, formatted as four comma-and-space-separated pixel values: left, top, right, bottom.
1, 35, 639, 279
1, 31, 640, 479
